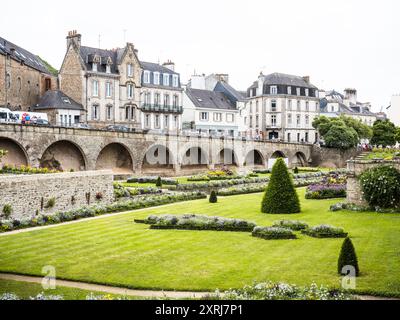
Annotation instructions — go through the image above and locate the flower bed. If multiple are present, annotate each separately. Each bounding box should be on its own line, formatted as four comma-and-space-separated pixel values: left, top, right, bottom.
0, 192, 207, 233
0, 164, 60, 175
301, 225, 348, 238
135, 214, 257, 232
113, 183, 162, 199
305, 184, 346, 200
126, 176, 178, 185
272, 220, 309, 231
252, 226, 297, 240
330, 202, 400, 213
211, 282, 352, 300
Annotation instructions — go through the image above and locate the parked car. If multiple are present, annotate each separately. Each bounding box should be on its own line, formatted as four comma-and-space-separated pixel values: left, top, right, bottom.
73, 123, 92, 130
105, 125, 131, 132
32, 118, 50, 126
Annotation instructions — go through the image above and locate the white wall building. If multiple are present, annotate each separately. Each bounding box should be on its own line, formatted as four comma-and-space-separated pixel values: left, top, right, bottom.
388, 94, 400, 126
245, 72, 320, 143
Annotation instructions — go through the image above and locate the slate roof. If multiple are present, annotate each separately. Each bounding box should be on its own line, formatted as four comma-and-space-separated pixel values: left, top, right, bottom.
140, 61, 179, 75
186, 88, 237, 110
0, 36, 52, 75
79, 46, 120, 74
35, 90, 84, 111
261, 72, 318, 89
214, 81, 246, 102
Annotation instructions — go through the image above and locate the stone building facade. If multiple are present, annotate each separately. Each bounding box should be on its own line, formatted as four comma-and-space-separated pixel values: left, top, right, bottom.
0, 170, 114, 219
0, 36, 57, 111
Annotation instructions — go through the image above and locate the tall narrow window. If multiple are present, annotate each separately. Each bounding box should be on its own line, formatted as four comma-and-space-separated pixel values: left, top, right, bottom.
155, 115, 160, 128
271, 115, 277, 126
92, 105, 99, 120
164, 115, 169, 128
256, 101, 259, 113
106, 105, 113, 120
164, 94, 170, 107
287, 86, 292, 95
154, 72, 160, 85
305, 88, 309, 96
106, 65, 111, 74
163, 74, 169, 86
127, 84, 134, 99
92, 63, 98, 72
127, 64, 133, 77
173, 95, 179, 107
270, 86, 278, 95
174, 116, 178, 128
92, 80, 99, 97
144, 71, 150, 84
297, 100, 301, 111
296, 114, 301, 126
288, 114, 292, 125
271, 100, 277, 112
145, 114, 150, 127
287, 100, 292, 111
305, 115, 310, 125
306, 101, 309, 112
106, 82, 112, 98
144, 92, 150, 105
296, 88, 301, 96
155, 93, 160, 106
173, 75, 179, 87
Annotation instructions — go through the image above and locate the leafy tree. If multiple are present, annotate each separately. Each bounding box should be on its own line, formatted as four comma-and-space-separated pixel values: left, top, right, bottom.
209, 191, 218, 203
396, 127, 400, 143
261, 158, 300, 214
371, 120, 397, 147
312, 116, 332, 136
340, 115, 372, 139
338, 237, 359, 277
156, 177, 162, 188
324, 124, 358, 150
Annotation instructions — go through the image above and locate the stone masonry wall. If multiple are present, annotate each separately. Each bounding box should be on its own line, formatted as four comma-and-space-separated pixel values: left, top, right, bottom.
0, 170, 114, 219
346, 159, 400, 205
312, 146, 360, 168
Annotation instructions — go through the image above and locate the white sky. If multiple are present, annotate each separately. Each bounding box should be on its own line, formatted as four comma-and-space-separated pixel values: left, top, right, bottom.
1, 0, 399, 112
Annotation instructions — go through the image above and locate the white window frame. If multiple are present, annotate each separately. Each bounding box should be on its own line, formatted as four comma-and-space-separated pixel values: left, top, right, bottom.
296, 87, 301, 96
200, 112, 209, 121
305, 88, 309, 97
172, 74, 179, 87
163, 73, 169, 86
226, 113, 234, 123
105, 82, 112, 98
271, 115, 277, 126
92, 63, 98, 72
127, 83, 134, 99
288, 114, 292, 125
92, 80, 99, 97
106, 105, 113, 120
287, 86, 292, 95
144, 70, 151, 84
154, 72, 160, 85
106, 65, 111, 74
127, 64, 133, 77
271, 100, 277, 112
270, 86, 278, 95
92, 105, 99, 120
213, 112, 222, 122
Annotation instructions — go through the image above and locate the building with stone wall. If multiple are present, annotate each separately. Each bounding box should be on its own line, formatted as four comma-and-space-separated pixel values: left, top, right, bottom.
0, 36, 57, 111
0, 170, 114, 219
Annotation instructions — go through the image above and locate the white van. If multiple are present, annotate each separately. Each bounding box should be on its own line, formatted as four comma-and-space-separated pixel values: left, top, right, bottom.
13, 111, 48, 124
0, 108, 18, 123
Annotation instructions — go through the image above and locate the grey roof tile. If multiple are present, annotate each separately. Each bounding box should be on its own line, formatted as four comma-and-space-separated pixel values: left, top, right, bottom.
35, 90, 84, 111
186, 88, 237, 110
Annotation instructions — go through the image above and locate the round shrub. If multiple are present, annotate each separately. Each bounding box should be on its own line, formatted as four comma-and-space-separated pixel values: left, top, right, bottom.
272, 220, 308, 231
209, 191, 218, 203
302, 225, 347, 238
338, 237, 359, 277
252, 226, 296, 240
359, 165, 400, 209
261, 158, 301, 214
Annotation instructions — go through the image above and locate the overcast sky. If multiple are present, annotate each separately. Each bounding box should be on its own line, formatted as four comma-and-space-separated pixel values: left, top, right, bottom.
1, 0, 399, 112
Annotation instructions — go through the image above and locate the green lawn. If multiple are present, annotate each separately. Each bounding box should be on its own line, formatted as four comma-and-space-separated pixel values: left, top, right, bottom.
0, 189, 399, 296
0, 279, 136, 300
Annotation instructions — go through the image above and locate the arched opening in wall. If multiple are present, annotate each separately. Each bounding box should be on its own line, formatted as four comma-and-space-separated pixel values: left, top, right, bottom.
181, 147, 208, 174
292, 152, 308, 167
142, 145, 174, 176
0, 137, 28, 167
96, 143, 133, 174
244, 150, 264, 167
40, 140, 86, 172
271, 151, 286, 159
216, 148, 238, 168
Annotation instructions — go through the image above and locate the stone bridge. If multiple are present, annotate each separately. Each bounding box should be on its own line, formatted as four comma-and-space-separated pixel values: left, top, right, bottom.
0, 123, 323, 176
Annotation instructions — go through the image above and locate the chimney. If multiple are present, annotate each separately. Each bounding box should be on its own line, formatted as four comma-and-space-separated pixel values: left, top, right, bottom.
162, 60, 175, 72
66, 30, 82, 50
344, 88, 357, 105
302, 76, 310, 84
10, 47, 15, 56
257, 72, 264, 96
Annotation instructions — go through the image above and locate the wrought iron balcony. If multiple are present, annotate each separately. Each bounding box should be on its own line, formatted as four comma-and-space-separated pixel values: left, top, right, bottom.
141, 104, 183, 114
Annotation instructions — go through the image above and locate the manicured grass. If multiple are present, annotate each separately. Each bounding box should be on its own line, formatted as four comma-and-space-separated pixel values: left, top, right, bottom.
0, 188, 399, 296
363, 151, 398, 160
0, 279, 136, 300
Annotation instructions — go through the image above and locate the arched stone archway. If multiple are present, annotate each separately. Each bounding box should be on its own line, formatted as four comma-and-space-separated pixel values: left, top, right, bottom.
271, 150, 286, 159
142, 144, 175, 176
216, 148, 238, 167
181, 147, 208, 174
292, 152, 308, 167
244, 150, 265, 167
40, 140, 86, 172
96, 143, 133, 173
0, 137, 28, 167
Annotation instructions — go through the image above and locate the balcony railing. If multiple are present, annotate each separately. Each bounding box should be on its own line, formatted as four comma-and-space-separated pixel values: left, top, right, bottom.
141, 104, 183, 114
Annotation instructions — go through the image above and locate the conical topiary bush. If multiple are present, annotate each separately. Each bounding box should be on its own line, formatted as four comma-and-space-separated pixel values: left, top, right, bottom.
338, 237, 359, 276
156, 177, 162, 188
261, 158, 301, 214
209, 190, 218, 203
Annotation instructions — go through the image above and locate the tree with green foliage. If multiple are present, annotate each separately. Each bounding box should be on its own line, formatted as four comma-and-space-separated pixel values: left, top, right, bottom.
156, 177, 162, 188
371, 120, 397, 147
37, 56, 58, 76
261, 158, 300, 214
395, 127, 400, 144
340, 115, 372, 139
209, 190, 218, 203
338, 237, 359, 277
324, 124, 359, 150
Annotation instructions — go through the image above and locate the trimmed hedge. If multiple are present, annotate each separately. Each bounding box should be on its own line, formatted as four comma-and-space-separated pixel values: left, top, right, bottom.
252, 226, 297, 240
272, 220, 309, 231
209, 191, 218, 203
330, 202, 400, 213
135, 214, 257, 232
0, 192, 207, 233
302, 225, 348, 238
261, 158, 301, 214
305, 184, 346, 200
127, 176, 178, 185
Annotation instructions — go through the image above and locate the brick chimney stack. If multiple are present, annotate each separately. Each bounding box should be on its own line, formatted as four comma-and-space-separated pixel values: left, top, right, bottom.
162, 60, 175, 72
302, 76, 310, 84
66, 30, 82, 50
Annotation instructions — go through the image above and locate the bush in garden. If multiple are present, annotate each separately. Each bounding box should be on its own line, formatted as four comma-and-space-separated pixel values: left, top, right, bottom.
272, 220, 308, 231
44, 197, 56, 209
252, 227, 296, 240
156, 176, 162, 188
302, 225, 347, 238
261, 158, 301, 214
293, 167, 299, 174
305, 184, 346, 200
359, 165, 400, 209
209, 191, 218, 203
2, 204, 13, 219
338, 237, 359, 277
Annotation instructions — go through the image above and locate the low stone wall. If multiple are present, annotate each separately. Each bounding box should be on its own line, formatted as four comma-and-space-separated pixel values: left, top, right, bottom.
0, 170, 114, 219
346, 159, 400, 205
312, 146, 360, 168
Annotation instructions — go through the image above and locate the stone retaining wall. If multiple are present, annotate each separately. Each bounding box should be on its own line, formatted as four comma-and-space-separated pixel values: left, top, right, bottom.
0, 170, 114, 219
346, 159, 400, 205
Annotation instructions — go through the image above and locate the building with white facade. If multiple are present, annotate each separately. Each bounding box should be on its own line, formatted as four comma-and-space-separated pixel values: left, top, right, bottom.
245, 72, 320, 143
182, 74, 244, 137
388, 94, 400, 126
140, 60, 183, 132
319, 88, 378, 126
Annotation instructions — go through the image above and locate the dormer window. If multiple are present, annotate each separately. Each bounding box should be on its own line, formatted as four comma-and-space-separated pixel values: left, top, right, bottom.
270, 86, 278, 95
172, 75, 179, 87
144, 71, 151, 84
163, 74, 169, 86
296, 87, 301, 96
92, 63, 98, 72
106, 65, 111, 74
287, 86, 292, 95
154, 72, 160, 85
127, 64, 133, 77
305, 88, 309, 97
